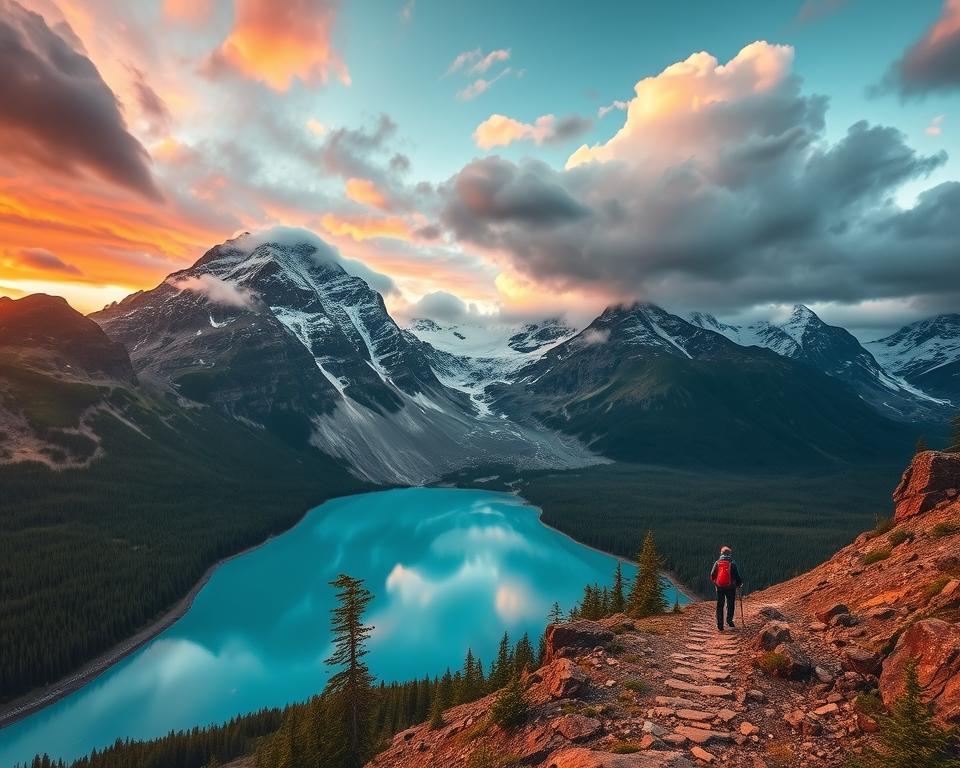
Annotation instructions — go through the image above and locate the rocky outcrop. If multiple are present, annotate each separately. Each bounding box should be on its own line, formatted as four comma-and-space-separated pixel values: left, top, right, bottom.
880, 619, 960, 723
893, 450, 960, 521
539, 658, 590, 700
545, 621, 615, 662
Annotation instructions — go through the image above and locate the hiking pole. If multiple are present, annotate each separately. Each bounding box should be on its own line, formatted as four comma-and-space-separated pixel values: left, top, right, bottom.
739, 584, 745, 629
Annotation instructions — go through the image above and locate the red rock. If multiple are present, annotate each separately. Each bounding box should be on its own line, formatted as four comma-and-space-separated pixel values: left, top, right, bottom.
689, 746, 715, 763
880, 618, 960, 723
554, 714, 603, 742
546, 621, 615, 662
815, 604, 849, 624
540, 658, 590, 700
892, 451, 960, 522
844, 646, 882, 676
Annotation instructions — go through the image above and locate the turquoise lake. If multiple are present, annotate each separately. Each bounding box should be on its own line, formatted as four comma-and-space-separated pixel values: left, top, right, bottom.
0, 488, 687, 765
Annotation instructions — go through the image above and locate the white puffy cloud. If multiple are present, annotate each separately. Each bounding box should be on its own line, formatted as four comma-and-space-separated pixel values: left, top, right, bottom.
473, 113, 592, 150
167, 273, 258, 309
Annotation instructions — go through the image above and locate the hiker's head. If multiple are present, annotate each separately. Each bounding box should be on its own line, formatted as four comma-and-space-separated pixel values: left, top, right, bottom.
720, 546, 732, 555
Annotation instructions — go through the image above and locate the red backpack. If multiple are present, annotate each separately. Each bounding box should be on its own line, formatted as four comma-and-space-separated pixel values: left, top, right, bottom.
713, 559, 733, 588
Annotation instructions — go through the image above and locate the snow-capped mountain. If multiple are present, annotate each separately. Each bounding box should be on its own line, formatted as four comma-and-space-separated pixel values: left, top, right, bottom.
402, 316, 577, 409
92, 230, 597, 483
867, 314, 960, 406
687, 305, 949, 420
489, 302, 914, 467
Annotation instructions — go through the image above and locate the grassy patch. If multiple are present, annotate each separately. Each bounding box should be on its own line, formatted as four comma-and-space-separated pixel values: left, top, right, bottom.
867, 516, 895, 539
758, 651, 790, 676
609, 742, 643, 754
855, 692, 885, 716
931, 520, 960, 539
923, 576, 951, 601
623, 678, 648, 694
888, 529, 914, 547
862, 547, 892, 565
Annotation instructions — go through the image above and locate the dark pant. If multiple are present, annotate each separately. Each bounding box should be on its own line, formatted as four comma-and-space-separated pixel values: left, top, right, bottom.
716, 587, 737, 629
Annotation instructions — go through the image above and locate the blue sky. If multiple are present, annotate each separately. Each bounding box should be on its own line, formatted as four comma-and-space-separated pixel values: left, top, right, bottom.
1, 0, 958, 334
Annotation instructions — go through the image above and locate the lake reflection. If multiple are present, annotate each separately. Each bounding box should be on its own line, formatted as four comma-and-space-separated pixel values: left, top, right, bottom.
0, 488, 686, 765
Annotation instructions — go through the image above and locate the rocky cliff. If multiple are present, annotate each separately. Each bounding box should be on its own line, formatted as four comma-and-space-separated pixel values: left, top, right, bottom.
367, 451, 960, 768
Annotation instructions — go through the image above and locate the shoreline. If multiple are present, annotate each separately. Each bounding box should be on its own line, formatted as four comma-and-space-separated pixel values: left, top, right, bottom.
0, 530, 282, 730
0, 483, 700, 732
518, 491, 702, 603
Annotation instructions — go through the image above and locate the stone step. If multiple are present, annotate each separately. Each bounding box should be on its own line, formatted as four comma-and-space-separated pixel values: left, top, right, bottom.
655, 695, 701, 708
675, 708, 715, 722
690, 745, 717, 763
673, 724, 732, 745
671, 667, 729, 682
664, 679, 735, 698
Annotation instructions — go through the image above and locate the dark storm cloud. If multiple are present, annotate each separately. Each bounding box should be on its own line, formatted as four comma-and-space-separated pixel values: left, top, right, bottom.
439, 111, 954, 312
129, 65, 172, 137
0, 0, 161, 199
545, 115, 593, 144
14, 247, 82, 275
880, 0, 960, 97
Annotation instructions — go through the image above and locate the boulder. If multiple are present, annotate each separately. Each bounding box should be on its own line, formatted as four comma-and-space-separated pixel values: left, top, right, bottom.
773, 642, 813, 681
758, 606, 787, 621
541, 658, 590, 700
546, 621, 615, 661
892, 451, 960, 522
880, 618, 960, 723
844, 646, 882, 676
555, 714, 603, 742
545, 747, 694, 768
754, 621, 792, 651
815, 604, 849, 624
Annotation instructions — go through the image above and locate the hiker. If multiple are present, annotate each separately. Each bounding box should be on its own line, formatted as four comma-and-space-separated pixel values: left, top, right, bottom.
710, 545, 743, 632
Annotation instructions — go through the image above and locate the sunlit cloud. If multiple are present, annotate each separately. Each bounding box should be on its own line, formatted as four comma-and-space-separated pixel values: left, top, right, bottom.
881, 0, 960, 96
320, 213, 415, 241
162, 0, 215, 25
344, 178, 392, 211
473, 113, 591, 149
204, 0, 350, 91
925, 114, 945, 136
457, 68, 512, 101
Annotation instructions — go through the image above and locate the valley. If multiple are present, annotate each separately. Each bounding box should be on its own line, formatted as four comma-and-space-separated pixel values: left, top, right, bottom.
1, 231, 958, 767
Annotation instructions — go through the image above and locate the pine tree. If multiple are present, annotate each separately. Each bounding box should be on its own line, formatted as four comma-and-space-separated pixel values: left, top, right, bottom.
324, 574, 376, 768
428, 695, 444, 730
489, 673, 529, 728
513, 633, 536, 676
850, 659, 960, 768
610, 562, 626, 614
627, 530, 668, 618
548, 601, 564, 624
490, 632, 512, 690
537, 634, 547, 665
916, 435, 929, 454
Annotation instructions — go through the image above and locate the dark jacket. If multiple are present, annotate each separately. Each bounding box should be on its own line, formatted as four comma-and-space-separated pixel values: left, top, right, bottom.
710, 554, 743, 589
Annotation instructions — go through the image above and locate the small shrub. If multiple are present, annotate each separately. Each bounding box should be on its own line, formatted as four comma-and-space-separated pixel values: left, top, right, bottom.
623, 678, 648, 694
855, 692, 884, 716
924, 576, 951, 601
765, 744, 797, 768
489, 674, 529, 728
848, 659, 960, 768
621, 653, 643, 664
758, 651, 790, 676
862, 547, 892, 565
867, 516, 895, 539
609, 742, 642, 754
581, 706, 600, 718
606, 640, 626, 653
931, 520, 960, 539
888, 529, 914, 547
464, 720, 490, 741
